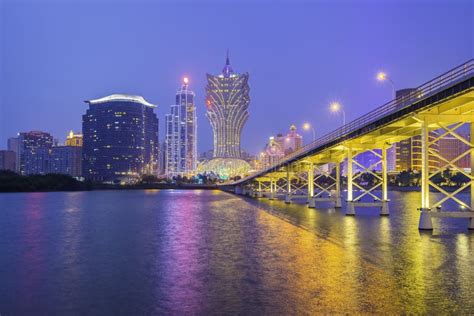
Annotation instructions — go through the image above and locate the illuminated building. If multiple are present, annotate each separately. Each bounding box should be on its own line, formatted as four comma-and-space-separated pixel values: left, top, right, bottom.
261, 136, 285, 169
206, 52, 250, 158
198, 52, 251, 179
65, 130, 83, 147
49, 131, 83, 177
277, 125, 303, 155
439, 132, 470, 170
0, 150, 16, 171
18, 131, 53, 175
165, 77, 197, 176
82, 94, 159, 183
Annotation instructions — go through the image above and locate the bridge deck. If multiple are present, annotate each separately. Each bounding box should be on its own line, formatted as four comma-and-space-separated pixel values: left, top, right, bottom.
229, 60, 474, 185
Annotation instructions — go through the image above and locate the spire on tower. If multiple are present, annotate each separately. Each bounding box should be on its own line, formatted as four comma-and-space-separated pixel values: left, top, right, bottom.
222, 49, 234, 78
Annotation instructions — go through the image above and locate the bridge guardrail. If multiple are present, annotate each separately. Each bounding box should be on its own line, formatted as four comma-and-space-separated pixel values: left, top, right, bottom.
230, 59, 474, 185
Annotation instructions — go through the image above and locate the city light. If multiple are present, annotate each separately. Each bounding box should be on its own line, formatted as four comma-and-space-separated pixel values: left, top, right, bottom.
376, 71, 387, 81
329, 102, 345, 126
183, 77, 189, 84
330, 101, 341, 112
376, 71, 396, 99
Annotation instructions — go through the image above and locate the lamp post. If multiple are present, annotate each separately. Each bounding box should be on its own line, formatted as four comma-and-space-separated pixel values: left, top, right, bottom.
302, 123, 316, 142
376, 71, 396, 99
329, 102, 346, 126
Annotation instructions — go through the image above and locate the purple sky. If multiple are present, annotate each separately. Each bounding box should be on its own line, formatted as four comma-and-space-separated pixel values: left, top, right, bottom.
0, 0, 472, 154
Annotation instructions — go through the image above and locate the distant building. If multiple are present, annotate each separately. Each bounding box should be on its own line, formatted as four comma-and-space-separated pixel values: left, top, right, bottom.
260, 136, 285, 169
0, 150, 16, 171
439, 133, 470, 169
7, 137, 20, 172
18, 131, 53, 175
65, 130, 83, 147
279, 125, 303, 155
49, 131, 83, 177
82, 94, 159, 183
165, 77, 197, 176
396, 134, 439, 172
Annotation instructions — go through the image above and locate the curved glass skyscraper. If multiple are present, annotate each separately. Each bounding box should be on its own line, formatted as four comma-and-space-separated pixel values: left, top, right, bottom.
205, 53, 250, 158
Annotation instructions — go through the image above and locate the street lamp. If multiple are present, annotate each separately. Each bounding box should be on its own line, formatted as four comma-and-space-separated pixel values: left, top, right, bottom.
376, 71, 396, 99
302, 122, 316, 142
329, 101, 346, 126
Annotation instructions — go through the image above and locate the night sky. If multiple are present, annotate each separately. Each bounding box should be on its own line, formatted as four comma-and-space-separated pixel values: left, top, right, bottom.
0, 0, 472, 154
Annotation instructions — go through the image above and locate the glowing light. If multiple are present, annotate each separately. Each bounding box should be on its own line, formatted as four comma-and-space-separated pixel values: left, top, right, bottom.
377, 72, 387, 81
183, 77, 189, 84
330, 102, 341, 112
302, 123, 311, 130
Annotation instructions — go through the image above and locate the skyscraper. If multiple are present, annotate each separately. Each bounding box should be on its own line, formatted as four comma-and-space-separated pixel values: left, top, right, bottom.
18, 131, 54, 175
198, 52, 251, 180
205, 52, 250, 158
82, 95, 159, 183
165, 77, 197, 176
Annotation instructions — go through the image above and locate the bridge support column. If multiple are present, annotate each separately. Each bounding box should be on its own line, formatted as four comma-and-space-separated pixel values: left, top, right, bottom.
257, 181, 263, 198
269, 179, 276, 200
346, 148, 355, 215
285, 165, 292, 204
380, 145, 390, 216
418, 120, 432, 229
307, 163, 315, 208
335, 162, 342, 208
470, 122, 474, 230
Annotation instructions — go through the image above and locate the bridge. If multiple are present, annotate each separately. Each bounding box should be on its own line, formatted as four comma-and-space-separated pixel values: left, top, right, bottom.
222, 59, 474, 231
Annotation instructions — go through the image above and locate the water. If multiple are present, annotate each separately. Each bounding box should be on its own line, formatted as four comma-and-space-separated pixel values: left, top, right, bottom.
0, 189, 473, 314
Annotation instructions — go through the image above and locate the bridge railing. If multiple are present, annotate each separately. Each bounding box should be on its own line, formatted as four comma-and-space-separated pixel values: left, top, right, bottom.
233, 59, 474, 185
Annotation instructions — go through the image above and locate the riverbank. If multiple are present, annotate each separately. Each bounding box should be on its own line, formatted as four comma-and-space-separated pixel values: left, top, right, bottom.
0, 171, 217, 193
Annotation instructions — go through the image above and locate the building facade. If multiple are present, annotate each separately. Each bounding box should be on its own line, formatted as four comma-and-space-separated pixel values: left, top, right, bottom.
0, 150, 16, 171
197, 53, 251, 180
7, 137, 20, 172
49, 131, 83, 177
165, 78, 197, 176
439, 132, 471, 170
205, 53, 250, 158
18, 131, 54, 175
66, 130, 83, 147
82, 95, 159, 183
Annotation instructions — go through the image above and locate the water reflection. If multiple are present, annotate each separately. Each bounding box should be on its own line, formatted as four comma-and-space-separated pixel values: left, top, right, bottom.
0, 190, 473, 314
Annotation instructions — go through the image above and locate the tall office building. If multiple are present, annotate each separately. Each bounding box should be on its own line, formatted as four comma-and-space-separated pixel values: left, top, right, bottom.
165, 77, 197, 176
198, 52, 251, 179
18, 131, 54, 175
82, 95, 159, 183
205, 52, 250, 158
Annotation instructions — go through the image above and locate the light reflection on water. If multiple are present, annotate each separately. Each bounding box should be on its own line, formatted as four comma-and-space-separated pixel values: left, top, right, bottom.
0, 190, 473, 314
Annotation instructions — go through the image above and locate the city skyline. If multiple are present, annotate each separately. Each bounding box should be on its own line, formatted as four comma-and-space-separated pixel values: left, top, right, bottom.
1, 1, 471, 155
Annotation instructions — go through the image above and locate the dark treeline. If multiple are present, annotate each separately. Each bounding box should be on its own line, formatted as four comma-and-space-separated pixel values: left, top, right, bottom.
0, 170, 92, 192
0, 170, 217, 193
